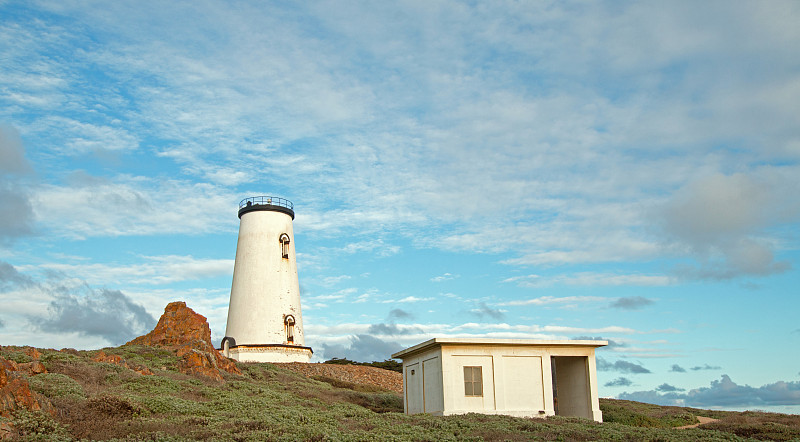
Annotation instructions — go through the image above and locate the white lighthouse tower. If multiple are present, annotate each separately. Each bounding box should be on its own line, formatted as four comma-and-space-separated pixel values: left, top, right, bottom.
221, 196, 312, 363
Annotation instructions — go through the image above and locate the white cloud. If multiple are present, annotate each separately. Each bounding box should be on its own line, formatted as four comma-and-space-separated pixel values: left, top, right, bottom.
319, 275, 352, 287
658, 171, 800, 279
341, 240, 401, 257
307, 287, 357, 301
31, 177, 238, 239
502, 273, 671, 288
431, 272, 458, 282
31, 255, 233, 286
381, 296, 434, 304
498, 296, 606, 307
5, 1, 795, 277
38, 116, 139, 154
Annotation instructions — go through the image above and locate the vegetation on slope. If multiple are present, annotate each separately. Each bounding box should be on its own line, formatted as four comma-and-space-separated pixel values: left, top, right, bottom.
2, 345, 799, 441
323, 357, 402, 373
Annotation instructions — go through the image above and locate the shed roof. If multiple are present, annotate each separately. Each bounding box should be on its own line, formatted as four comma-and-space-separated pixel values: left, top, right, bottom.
391, 337, 608, 359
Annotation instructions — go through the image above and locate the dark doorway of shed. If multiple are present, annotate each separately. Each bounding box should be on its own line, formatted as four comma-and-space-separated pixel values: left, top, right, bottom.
551, 356, 591, 419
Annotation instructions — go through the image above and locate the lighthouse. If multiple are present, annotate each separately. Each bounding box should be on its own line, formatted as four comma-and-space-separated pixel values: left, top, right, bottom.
221, 196, 312, 363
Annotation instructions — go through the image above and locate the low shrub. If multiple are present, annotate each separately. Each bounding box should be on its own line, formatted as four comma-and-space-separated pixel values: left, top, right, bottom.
40, 350, 81, 366
27, 373, 86, 399
601, 398, 698, 428
0, 349, 32, 364
323, 357, 403, 373
312, 375, 389, 393
11, 409, 71, 441
704, 412, 800, 441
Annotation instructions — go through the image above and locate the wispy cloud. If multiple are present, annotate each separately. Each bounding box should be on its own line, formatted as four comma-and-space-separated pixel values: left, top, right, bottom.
2, 258, 157, 346
691, 364, 722, 371
33, 286, 155, 346
596, 357, 651, 374
4, 1, 798, 277
31, 177, 238, 239
320, 334, 404, 362
387, 308, 413, 321
502, 273, 671, 288
657, 172, 799, 280
319, 275, 352, 287
470, 303, 506, 320
0, 124, 35, 244
0, 260, 35, 290
605, 377, 633, 387
431, 272, 458, 282
656, 383, 685, 392
381, 296, 434, 304
35, 255, 234, 286
341, 240, 400, 257
620, 375, 800, 408
610, 296, 655, 310
498, 295, 605, 307
366, 323, 423, 336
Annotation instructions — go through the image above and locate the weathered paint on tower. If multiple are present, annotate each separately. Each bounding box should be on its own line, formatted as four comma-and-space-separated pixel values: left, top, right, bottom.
221, 196, 312, 363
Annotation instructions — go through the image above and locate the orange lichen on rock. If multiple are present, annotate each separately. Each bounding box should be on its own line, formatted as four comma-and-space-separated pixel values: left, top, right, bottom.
16, 361, 47, 377
22, 347, 41, 361
127, 301, 241, 380
0, 355, 53, 418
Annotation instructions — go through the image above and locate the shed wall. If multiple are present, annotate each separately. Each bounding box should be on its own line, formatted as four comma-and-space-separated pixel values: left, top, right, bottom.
401, 347, 443, 415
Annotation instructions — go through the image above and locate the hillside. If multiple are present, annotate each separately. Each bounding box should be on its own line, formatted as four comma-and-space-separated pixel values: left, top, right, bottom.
2, 344, 800, 441
2, 302, 798, 441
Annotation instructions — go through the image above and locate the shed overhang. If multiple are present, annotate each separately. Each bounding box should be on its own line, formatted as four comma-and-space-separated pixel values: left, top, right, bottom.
392, 338, 608, 360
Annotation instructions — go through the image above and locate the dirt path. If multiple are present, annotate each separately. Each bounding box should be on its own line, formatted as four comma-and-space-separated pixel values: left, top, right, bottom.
677, 416, 719, 429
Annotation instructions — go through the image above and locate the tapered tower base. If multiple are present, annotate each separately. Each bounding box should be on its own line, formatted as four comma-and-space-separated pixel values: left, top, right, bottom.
223, 344, 312, 363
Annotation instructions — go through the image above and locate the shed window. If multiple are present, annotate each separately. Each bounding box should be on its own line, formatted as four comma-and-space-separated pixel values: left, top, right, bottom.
464, 366, 483, 396
279, 233, 290, 258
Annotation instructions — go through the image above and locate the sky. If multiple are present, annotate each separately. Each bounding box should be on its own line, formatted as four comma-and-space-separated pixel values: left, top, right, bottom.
1, 0, 799, 414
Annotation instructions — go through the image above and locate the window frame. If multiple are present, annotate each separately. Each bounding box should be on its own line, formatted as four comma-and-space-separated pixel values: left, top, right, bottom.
279, 233, 291, 259
463, 366, 483, 397
284, 315, 295, 344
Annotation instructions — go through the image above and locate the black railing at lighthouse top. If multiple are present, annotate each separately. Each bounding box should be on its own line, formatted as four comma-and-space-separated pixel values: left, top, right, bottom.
239, 196, 293, 210
238, 196, 295, 219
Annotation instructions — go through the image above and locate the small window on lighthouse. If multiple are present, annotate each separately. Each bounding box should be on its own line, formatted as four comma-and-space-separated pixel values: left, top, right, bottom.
284, 315, 295, 344
279, 233, 290, 259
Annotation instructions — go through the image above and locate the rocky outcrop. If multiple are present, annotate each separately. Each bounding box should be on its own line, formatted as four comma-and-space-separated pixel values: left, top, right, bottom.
127, 301, 241, 381
0, 348, 47, 378
0, 353, 53, 419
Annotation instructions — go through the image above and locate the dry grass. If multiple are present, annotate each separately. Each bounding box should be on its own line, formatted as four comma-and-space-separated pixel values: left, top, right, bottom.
703, 411, 800, 441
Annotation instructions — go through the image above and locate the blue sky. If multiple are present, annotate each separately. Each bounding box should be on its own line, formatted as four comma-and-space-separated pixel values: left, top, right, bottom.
1, 0, 799, 413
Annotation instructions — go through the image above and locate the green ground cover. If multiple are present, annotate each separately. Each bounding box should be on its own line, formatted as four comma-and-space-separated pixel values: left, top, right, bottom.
3, 345, 799, 441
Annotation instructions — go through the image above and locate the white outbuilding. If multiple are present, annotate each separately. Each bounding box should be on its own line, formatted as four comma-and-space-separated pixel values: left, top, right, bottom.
391, 338, 607, 422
